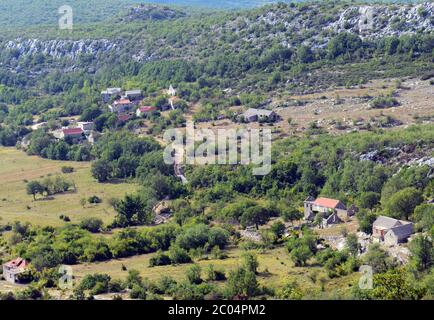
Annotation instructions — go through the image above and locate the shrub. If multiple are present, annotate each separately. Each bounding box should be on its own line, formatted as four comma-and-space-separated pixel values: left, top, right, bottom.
88, 195, 102, 204
61, 166, 74, 174
370, 96, 400, 109
149, 250, 171, 267
168, 245, 192, 264
79, 217, 103, 233
186, 264, 202, 284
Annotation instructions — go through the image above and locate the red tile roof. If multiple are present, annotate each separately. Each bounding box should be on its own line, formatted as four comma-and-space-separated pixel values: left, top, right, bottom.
118, 114, 131, 122
138, 106, 157, 113
63, 128, 84, 136
115, 98, 131, 105
314, 197, 341, 209
4, 258, 28, 269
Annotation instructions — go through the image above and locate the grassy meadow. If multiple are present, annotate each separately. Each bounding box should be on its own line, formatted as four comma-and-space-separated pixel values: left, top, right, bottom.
72, 246, 358, 297
0, 147, 138, 227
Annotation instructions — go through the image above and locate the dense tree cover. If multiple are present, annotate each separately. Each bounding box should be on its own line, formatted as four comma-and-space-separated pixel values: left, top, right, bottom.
26, 129, 92, 161
91, 131, 161, 181
8, 220, 229, 272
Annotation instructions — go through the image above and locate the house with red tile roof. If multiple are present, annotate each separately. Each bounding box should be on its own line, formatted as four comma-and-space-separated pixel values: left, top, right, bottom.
117, 113, 132, 123
52, 127, 84, 140
304, 196, 350, 226
109, 98, 134, 114
2, 258, 29, 284
62, 128, 84, 138
136, 106, 157, 117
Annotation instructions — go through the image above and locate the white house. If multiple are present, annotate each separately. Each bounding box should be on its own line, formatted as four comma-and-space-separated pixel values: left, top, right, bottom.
304, 197, 348, 221
52, 128, 84, 140
2, 258, 29, 284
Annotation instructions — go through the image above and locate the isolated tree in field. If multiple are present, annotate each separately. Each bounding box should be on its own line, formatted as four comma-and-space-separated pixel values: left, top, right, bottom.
26, 181, 44, 200
286, 234, 317, 267
126, 269, 143, 289
409, 235, 433, 271
225, 267, 259, 298
91, 159, 112, 182
240, 206, 269, 229
242, 251, 259, 274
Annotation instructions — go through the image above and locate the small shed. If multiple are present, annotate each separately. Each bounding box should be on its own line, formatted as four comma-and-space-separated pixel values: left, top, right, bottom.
2, 258, 29, 284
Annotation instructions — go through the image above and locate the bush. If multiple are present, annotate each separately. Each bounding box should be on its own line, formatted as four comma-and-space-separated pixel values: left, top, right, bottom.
206, 264, 226, 281
168, 245, 192, 264
79, 217, 103, 233
149, 250, 171, 267
186, 264, 202, 284
61, 166, 74, 174
370, 96, 400, 109
88, 195, 102, 204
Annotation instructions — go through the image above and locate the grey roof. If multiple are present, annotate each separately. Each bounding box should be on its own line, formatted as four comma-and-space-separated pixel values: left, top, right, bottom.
387, 223, 413, 240
373, 216, 402, 229
243, 108, 274, 118
125, 89, 142, 95
102, 88, 122, 94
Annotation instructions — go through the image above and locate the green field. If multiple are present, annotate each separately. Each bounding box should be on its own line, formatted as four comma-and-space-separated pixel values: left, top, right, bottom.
0, 147, 138, 227
72, 246, 358, 297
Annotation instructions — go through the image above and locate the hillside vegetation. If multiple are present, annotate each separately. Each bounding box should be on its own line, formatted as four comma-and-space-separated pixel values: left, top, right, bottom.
0, 1, 433, 301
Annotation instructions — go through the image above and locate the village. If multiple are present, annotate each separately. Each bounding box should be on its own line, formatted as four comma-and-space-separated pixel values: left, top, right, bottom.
21, 83, 286, 152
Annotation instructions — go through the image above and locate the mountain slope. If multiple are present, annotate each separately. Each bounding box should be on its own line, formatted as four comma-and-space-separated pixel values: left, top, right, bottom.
0, 1, 428, 28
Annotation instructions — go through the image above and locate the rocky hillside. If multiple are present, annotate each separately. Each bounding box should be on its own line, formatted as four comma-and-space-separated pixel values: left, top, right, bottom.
1, 2, 433, 62
3, 38, 118, 60
222, 2, 434, 50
